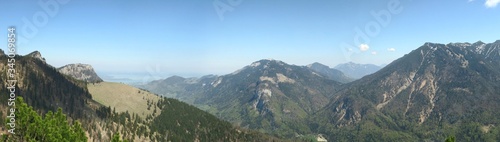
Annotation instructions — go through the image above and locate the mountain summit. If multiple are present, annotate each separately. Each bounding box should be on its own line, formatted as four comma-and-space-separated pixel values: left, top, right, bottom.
26, 51, 46, 62
313, 40, 500, 141
58, 63, 103, 83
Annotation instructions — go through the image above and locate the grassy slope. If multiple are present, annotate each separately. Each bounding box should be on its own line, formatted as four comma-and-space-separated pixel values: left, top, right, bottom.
87, 82, 160, 118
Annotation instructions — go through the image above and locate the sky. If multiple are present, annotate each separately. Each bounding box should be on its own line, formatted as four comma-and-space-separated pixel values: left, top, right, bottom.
1, 0, 499, 82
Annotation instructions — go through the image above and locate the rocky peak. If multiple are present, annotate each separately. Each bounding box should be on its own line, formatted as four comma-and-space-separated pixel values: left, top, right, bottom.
58, 63, 103, 83
256, 59, 286, 66
424, 42, 445, 47
231, 59, 287, 75
232, 59, 291, 76
448, 42, 471, 48
420, 40, 500, 60
27, 51, 46, 62
0, 49, 4, 57
472, 40, 485, 46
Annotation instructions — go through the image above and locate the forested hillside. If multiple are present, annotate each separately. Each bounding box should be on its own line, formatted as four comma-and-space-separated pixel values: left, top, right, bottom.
0, 51, 283, 141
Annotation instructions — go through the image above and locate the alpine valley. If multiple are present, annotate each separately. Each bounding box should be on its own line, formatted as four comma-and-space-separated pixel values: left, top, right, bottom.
142, 40, 500, 141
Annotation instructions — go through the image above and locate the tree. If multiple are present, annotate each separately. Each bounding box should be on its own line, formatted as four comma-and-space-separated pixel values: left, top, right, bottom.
4, 97, 88, 142
445, 136, 455, 142
112, 133, 123, 142
71, 121, 87, 142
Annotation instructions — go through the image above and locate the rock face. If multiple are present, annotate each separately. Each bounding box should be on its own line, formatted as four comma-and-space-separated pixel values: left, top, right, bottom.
334, 62, 381, 79
0, 49, 4, 57
58, 63, 103, 83
27, 51, 46, 62
313, 40, 500, 141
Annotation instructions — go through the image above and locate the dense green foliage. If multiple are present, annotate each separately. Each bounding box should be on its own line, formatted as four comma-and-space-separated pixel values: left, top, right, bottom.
2, 97, 87, 142
445, 136, 455, 142
149, 97, 283, 141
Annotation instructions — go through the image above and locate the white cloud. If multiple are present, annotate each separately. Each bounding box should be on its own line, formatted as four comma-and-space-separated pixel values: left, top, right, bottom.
485, 0, 500, 8
387, 48, 396, 52
371, 51, 377, 55
359, 44, 369, 51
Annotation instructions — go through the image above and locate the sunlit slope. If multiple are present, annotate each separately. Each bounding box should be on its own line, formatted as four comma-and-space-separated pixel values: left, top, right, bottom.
88, 82, 161, 118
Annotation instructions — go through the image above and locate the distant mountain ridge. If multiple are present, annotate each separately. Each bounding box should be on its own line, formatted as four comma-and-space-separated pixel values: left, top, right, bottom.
307, 62, 354, 83
58, 63, 103, 83
334, 62, 382, 79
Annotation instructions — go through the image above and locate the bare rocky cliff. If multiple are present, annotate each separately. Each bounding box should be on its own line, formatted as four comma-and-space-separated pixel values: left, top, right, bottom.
58, 63, 103, 83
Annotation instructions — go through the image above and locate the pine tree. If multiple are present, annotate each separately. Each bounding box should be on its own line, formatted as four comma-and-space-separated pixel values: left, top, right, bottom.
3, 97, 88, 141
112, 133, 122, 142
445, 136, 455, 142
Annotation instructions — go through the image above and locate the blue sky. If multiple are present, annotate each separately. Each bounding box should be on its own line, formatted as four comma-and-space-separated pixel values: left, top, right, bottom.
1, 0, 499, 80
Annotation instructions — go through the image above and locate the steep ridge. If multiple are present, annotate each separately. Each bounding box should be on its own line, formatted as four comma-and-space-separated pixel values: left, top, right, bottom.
312, 41, 500, 141
26, 51, 46, 62
0, 52, 93, 119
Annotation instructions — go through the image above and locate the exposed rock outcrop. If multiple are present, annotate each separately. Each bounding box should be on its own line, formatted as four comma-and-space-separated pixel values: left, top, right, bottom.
58, 63, 103, 83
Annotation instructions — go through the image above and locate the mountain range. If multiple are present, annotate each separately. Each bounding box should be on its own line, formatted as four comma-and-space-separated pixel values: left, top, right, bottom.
142, 59, 343, 137
2, 40, 500, 141
334, 62, 382, 79
0, 51, 282, 141
142, 40, 500, 141
312, 40, 500, 141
